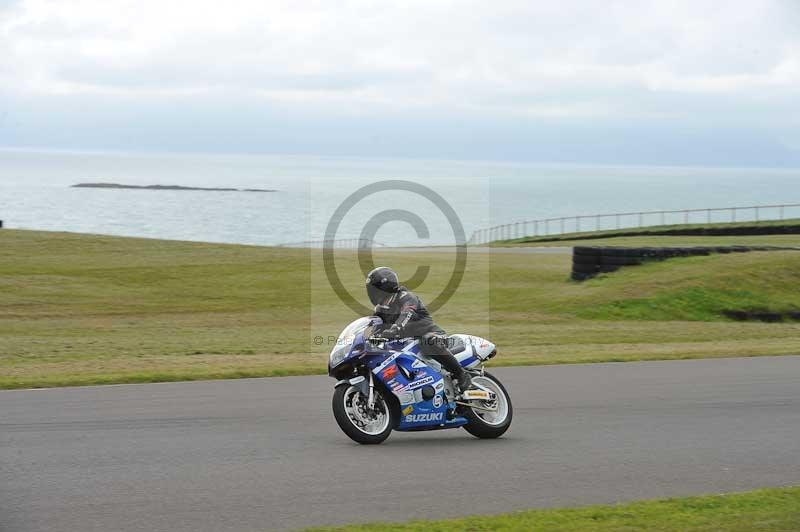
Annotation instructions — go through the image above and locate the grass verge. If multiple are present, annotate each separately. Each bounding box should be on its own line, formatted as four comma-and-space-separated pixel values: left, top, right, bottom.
2, 229, 800, 389
303, 486, 800, 531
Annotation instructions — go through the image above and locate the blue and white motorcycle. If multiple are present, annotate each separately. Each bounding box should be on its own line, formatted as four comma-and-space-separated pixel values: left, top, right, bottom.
328, 316, 512, 444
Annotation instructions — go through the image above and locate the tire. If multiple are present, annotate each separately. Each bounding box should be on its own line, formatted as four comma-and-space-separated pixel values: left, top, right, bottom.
601, 247, 643, 258
572, 255, 600, 265
571, 271, 595, 281
573, 246, 601, 256
601, 256, 642, 266
722, 309, 749, 321
752, 311, 783, 323
332, 384, 395, 444
642, 248, 666, 260
572, 263, 599, 274
462, 372, 513, 439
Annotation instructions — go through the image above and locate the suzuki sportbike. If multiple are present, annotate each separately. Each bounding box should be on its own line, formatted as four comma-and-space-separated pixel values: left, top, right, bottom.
328, 316, 512, 444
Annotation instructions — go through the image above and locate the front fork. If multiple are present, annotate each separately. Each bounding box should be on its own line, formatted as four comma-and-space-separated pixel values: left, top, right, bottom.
335, 372, 376, 409
367, 371, 376, 409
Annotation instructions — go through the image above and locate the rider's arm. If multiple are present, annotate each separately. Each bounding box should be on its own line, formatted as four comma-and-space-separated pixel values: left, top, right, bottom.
385, 291, 419, 337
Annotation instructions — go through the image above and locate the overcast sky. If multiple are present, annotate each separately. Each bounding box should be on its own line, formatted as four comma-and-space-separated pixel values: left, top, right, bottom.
1, 0, 799, 166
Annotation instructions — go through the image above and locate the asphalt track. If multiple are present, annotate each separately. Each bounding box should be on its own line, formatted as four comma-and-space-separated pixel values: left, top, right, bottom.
2, 356, 799, 532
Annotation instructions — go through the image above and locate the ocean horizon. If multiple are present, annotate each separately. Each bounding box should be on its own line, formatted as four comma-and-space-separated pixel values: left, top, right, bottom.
2, 148, 800, 247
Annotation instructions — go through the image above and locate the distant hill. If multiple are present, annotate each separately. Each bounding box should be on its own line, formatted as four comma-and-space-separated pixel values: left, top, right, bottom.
72, 183, 276, 192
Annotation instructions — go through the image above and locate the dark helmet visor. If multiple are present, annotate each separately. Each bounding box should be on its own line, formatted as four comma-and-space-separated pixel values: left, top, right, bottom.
367, 284, 391, 306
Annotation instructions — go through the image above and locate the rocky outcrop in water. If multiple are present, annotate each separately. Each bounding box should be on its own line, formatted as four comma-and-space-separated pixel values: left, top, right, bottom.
72, 183, 276, 192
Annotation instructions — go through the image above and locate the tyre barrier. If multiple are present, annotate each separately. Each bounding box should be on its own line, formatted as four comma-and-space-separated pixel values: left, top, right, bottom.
571, 245, 798, 282
722, 309, 800, 323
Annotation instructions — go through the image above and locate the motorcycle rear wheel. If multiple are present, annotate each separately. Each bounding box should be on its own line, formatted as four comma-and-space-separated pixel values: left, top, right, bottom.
462, 372, 513, 439
332, 385, 395, 444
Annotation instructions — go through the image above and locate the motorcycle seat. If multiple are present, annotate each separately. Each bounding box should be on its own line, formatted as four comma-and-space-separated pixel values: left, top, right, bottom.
447, 335, 467, 355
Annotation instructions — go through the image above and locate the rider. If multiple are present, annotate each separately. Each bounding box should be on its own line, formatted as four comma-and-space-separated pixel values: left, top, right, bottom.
365, 266, 473, 392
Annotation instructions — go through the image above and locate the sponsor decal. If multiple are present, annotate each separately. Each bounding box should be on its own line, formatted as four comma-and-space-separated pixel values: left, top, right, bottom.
398, 391, 415, 404
434, 380, 445, 392
411, 359, 427, 369
404, 375, 434, 390
402, 405, 414, 416
382, 364, 399, 380
405, 412, 444, 423
432, 395, 443, 408
387, 378, 403, 391
373, 353, 399, 373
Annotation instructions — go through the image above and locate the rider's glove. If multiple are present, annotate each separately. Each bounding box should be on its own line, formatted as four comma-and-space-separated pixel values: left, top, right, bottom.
385, 324, 402, 338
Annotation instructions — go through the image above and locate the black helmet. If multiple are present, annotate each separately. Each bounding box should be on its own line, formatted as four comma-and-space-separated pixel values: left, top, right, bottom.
365, 266, 399, 306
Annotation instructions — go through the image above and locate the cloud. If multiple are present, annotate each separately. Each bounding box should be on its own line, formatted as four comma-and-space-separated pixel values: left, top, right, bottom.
0, 0, 798, 164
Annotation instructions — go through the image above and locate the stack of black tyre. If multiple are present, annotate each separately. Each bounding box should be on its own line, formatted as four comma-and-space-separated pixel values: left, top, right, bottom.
570, 245, 785, 281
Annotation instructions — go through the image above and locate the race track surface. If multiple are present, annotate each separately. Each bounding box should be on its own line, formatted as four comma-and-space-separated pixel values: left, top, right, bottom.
2, 356, 799, 532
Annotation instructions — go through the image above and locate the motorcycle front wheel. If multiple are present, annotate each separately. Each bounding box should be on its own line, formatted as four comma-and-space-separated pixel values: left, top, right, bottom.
332, 384, 395, 444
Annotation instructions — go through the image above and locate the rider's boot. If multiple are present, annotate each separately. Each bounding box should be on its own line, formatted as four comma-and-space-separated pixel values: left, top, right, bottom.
455, 368, 474, 394
431, 345, 476, 395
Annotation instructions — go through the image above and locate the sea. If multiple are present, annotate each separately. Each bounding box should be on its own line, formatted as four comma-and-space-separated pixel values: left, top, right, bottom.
2, 148, 799, 247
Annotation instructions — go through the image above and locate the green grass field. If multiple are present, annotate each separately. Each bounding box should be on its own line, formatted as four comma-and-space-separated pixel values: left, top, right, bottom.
303, 486, 800, 532
1, 229, 800, 389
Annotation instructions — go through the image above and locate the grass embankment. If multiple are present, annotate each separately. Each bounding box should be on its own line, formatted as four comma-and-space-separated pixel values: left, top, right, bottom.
495, 219, 800, 248
2, 229, 800, 389
303, 487, 800, 532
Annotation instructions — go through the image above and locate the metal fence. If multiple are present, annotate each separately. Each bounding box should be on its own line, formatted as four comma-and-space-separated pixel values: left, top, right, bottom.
278, 238, 384, 248
468, 203, 800, 245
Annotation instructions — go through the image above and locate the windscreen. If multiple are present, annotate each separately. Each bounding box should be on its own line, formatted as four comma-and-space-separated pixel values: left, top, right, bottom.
329, 317, 373, 364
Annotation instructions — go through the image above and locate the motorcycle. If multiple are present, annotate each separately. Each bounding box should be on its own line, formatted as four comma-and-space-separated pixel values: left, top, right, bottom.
328, 316, 513, 444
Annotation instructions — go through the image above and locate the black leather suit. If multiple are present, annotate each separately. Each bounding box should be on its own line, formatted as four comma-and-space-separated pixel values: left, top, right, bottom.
374, 287, 465, 378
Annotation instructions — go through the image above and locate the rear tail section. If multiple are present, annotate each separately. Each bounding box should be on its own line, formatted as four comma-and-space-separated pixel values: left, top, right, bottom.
448, 334, 497, 369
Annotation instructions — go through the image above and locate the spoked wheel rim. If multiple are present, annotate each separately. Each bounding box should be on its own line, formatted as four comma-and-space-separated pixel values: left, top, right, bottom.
342, 386, 390, 435
470, 376, 509, 426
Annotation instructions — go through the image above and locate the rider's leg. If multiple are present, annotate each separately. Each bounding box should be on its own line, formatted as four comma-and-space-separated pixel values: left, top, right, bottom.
420, 332, 473, 391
